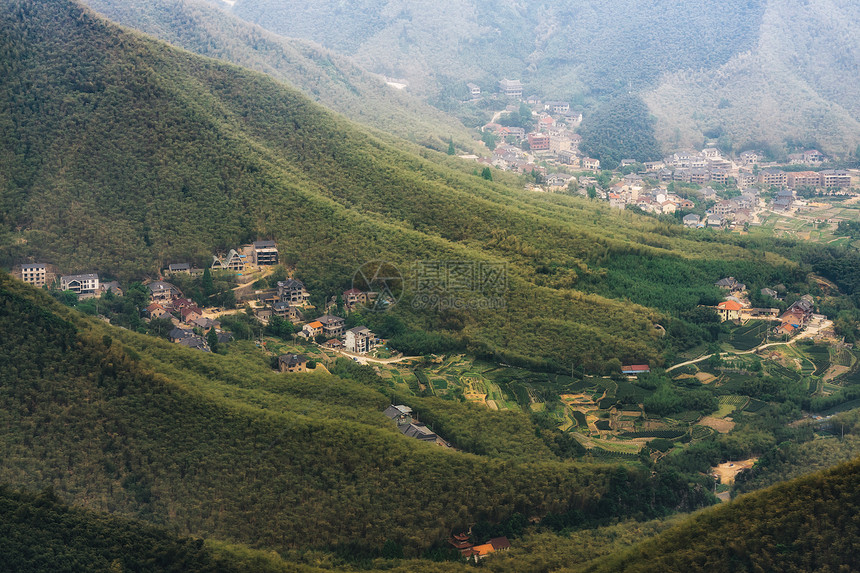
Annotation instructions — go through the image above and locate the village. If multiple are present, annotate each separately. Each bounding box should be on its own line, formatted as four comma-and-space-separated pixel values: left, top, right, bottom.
10, 234, 858, 492
463, 78, 859, 231
13, 241, 385, 365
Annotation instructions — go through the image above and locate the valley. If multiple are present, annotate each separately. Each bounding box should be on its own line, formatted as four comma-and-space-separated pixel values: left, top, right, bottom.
3, 0, 860, 571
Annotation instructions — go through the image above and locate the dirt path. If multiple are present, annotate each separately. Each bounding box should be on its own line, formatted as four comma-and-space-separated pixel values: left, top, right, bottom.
667, 320, 831, 372
328, 348, 419, 365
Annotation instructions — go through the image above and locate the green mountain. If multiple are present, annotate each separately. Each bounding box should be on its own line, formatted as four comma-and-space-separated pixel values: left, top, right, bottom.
0, 487, 240, 573
0, 0, 808, 370
586, 457, 860, 572
225, 0, 764, 97
0, 269, 710, 562
222, 0, 860, 154
78, 0, 478, 152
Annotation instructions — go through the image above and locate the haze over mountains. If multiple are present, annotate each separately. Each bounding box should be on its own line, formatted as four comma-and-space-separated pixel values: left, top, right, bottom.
216, 0, 860, 154
5, 0, 860, 571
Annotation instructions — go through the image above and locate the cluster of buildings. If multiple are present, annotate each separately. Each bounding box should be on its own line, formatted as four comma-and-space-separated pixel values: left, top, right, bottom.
296, 312, 378, 355
710, 277, 826, 338
383, 404, 451, 447
447, 530, 511, 562
249, 278, 380, 355
773, 295, 820, 337
14, 265, 124, 300
649, 149, 851, 193
480, 105, 594, 175
210, 240, 279, 272
147, 283, 230, 352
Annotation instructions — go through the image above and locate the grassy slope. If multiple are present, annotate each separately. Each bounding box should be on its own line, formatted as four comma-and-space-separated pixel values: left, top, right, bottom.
646, 0, 860, 154
0, 0, 800, 370
586, 457, 860, 572
79, 0, 478, 153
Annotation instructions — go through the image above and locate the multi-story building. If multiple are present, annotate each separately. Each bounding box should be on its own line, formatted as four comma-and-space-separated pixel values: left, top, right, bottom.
544, 100, 570, 113
527, 133, 550, 151
787, 171, 820, 189
60, 273, 99, 296
20, 263, 48, 287
278, 354, 308, 373
819, 170, 851, 189
252, 240, 279, 266
345, 326, 374, 354
315, 314, 346, 338
211, 249, 247, 271
278, 279, 310, 305
759, 168, 787, 188
498, 78, 523, 98
582, 157, 600, 170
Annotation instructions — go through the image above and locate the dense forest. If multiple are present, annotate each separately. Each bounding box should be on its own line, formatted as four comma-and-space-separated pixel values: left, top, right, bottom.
0, 274, 714, 559
578, 95, 663, 169
225, 0, 764, 97
0, 0, 815, 371
646, 0, 860, 154
0, 487, 241, 573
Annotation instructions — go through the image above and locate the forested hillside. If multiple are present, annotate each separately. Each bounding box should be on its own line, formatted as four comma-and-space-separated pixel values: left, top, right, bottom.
225, 0, 764, 97
0, 487, 242, 573
79, 0, 477, 152
0, 273, 713, 561
0, 0, 808, 370
586, 457, 860, 572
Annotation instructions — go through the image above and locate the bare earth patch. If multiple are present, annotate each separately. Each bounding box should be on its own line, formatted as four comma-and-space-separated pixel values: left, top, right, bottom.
823, 364, 850, 383
711, 458, 758, 485
698, 416, 735, 433
695, 372, 717, 384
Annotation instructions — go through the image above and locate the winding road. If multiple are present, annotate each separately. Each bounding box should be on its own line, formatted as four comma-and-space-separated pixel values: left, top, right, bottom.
666, 319, 831, 372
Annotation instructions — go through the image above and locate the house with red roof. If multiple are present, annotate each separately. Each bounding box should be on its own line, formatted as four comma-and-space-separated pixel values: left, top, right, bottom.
716, 300, 743, 322
622, 364, 650, 375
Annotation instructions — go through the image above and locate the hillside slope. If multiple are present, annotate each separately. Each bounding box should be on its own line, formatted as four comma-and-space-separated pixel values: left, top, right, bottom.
79, 0, 478, 152
586, 456, 860, 572
0, 272, 715, 558
224, 0, 860, 154
225, 0, 765, 98
646, 0, 860, 154
0, 0, 803, 369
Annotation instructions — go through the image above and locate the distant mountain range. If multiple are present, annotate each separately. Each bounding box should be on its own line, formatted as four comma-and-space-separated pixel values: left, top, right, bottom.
218, 0, 860, 154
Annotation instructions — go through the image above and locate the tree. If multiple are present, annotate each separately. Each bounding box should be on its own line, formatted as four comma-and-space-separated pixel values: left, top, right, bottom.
201, 267, 215, 297
147, 317, 174, 339
481, 167, 493, 181
207, 329, 219, 353
481, 131, 496, 151
447, 139, 455, 155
